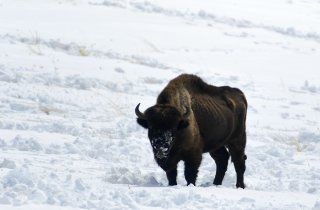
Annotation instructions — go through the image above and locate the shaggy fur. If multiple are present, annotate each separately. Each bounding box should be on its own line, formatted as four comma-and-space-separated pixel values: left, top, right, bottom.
136, 74, 247, 188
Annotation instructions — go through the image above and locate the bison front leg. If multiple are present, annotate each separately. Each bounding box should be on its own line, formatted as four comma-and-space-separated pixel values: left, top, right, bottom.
184, 154, 202, 186
166, 168, 178, 186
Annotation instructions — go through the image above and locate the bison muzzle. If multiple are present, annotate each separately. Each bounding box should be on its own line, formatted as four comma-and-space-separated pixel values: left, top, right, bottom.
135, 74, 247, 188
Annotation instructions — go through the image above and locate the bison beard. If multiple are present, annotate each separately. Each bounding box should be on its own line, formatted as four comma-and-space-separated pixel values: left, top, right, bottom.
135, 74, 247, 188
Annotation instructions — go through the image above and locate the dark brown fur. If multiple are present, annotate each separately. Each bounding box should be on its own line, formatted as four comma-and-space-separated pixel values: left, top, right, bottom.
136, 74, 247, 188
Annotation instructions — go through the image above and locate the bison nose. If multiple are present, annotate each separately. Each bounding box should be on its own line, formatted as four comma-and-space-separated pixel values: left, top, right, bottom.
155, 150, 167, 159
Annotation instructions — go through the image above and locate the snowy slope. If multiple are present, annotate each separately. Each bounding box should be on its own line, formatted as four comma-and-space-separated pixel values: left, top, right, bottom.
0, 0, 320, 209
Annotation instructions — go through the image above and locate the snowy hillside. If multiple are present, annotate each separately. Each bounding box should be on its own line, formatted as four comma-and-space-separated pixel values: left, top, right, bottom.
0, 0, 320, 209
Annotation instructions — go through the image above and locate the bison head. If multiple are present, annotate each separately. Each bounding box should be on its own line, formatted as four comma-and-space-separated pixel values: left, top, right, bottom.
135, 103, 190, 160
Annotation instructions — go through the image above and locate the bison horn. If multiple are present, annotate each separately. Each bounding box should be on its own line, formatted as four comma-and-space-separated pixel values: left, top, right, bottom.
135, 103, 146, 119
182, 106, 191, 119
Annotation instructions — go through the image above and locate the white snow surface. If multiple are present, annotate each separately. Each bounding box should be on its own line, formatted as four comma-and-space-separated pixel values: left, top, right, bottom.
0, 0, 320, 209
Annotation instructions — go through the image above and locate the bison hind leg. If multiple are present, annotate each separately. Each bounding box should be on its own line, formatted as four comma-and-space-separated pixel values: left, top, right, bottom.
210, 146, 230, 186
228, 136, 247, 189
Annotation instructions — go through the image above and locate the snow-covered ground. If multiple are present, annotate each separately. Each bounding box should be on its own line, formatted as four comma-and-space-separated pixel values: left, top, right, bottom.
0, 0, 320, 209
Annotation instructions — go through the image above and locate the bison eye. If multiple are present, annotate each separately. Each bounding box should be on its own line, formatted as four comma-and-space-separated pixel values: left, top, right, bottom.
177, 120, 189, 130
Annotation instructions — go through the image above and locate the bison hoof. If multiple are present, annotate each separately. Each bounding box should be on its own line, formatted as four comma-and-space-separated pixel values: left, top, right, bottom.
236, 183, 245, 189
213, 180, 223, 186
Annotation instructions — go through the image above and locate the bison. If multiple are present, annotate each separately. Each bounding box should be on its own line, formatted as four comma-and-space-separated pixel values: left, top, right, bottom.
135, 74, 247, 188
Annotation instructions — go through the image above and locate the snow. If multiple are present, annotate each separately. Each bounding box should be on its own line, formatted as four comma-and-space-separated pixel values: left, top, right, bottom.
0, 0, 320, 209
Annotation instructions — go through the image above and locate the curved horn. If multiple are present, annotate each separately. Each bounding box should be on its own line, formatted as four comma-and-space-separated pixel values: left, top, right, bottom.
135, 103, 146, 119
182, 106, 191, 119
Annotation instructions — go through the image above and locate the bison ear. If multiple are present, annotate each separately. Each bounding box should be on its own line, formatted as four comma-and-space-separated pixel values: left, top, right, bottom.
177, 120, 189, 130
137, 118, 148, 129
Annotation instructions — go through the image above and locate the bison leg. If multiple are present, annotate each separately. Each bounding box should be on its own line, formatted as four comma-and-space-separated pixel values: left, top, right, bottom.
184, 154, 202, 186
228, 135, 247, 189
210, 146, 230, 186
166, 168, 178, 186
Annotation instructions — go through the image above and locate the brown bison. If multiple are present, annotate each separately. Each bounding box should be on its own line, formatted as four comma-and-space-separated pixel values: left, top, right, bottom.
135, 74, 247, 188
